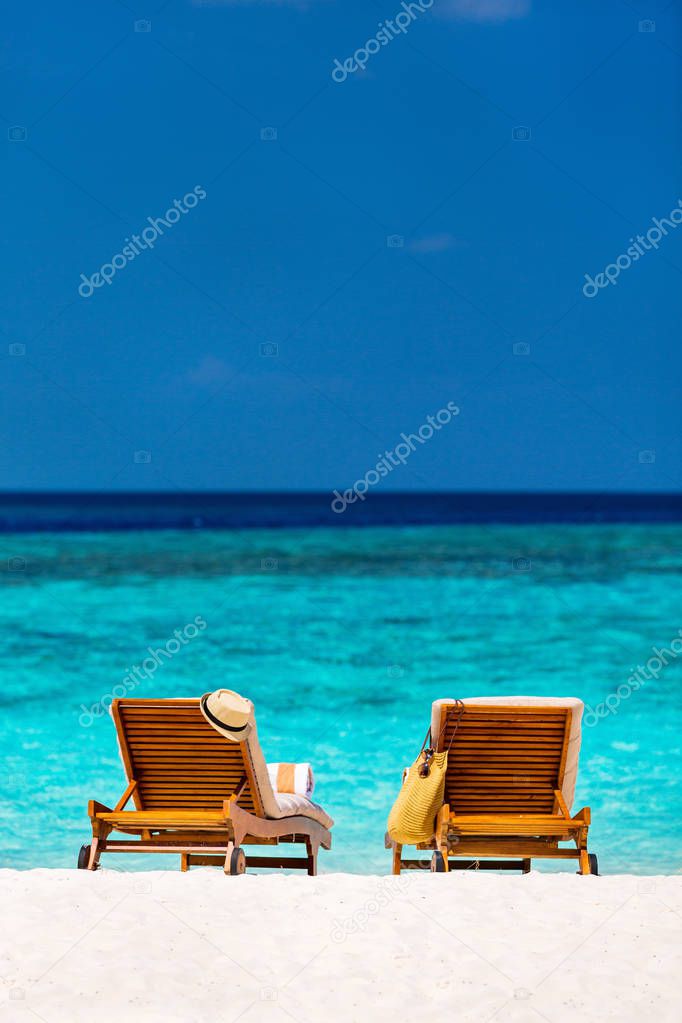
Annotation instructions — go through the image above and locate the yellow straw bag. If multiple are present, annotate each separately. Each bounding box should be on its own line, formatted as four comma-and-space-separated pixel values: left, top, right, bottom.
387, 701, 464, 846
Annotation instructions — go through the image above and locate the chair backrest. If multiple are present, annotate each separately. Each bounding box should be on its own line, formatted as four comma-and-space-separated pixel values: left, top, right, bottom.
435, 703, 573, 815
111, 698, 263, 814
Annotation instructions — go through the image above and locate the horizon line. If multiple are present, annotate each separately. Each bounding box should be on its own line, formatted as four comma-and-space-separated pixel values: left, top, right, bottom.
1, 490, 681, 498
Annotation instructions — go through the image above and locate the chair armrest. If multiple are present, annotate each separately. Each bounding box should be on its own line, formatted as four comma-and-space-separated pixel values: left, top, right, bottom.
114, 780, 138, 811
222, 796, 238, 820
88, 800, 113, 818
573, 806, 591, 824
554, 789, 571, 819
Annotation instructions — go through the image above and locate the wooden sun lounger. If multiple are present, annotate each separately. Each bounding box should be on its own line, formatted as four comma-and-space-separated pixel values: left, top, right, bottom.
387, 700, 597, 875
80, 698, 332, 875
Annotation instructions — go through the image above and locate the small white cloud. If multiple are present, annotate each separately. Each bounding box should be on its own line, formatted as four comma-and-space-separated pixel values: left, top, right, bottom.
439, 0, 531, 22
408, 232, 462, 254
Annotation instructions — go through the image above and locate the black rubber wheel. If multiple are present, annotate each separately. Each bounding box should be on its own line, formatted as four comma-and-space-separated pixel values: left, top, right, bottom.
77, 844, 91, 870
577, 853, 599, 876
430, 851, 446, 873
227, 847, 246, 875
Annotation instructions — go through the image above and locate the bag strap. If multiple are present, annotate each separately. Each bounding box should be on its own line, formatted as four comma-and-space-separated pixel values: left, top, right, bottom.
444, 699, 465, 753
421, 700, 466, 754
418, 700, 466, 778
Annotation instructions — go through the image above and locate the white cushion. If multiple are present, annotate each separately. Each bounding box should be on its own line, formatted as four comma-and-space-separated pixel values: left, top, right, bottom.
274, 793, 334, 829
242, 714, 334, 828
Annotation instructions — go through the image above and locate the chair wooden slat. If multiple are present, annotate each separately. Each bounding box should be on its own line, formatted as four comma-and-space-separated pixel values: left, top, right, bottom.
439, 705, 569, 814
114, 699, 259, 813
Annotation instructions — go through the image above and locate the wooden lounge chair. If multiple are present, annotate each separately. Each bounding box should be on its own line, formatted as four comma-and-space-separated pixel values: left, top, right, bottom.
387, 697, 597, 875
80, 697, 333, 875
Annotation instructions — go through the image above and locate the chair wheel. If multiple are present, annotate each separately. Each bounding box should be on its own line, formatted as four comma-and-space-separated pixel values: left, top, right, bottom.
77, 844, 91, 870
430, 851, 446, 872
226, 847, 246, 875
577, 853, 599, 876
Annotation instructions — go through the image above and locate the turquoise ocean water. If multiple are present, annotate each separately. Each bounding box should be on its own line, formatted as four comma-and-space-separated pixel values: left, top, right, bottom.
1, 523, 680, 874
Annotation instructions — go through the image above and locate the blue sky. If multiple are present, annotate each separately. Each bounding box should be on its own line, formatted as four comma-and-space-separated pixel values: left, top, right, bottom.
2, 0, 680, 492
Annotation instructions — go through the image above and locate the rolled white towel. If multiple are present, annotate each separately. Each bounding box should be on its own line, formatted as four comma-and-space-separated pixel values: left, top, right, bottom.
267, 762, 314, 798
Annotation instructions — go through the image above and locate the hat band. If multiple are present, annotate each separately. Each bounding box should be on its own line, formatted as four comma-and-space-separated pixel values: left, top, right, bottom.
201, 696, 250, 734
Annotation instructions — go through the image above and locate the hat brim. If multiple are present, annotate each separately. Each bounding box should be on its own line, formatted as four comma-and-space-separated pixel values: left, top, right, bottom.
200, 692, 253, 740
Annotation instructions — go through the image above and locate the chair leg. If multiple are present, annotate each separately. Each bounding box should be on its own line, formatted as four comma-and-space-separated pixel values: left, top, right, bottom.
392, 842, 403, 875
434, 841, 449, 872
223, 841, 235, 875
577, 825, 591, 875
435, 805, 449, 872
522, 858, 531, 873
87, 821, 111, 870
180, 853, 189, 872
305, 837, 319, 876
87, 837, 102, 870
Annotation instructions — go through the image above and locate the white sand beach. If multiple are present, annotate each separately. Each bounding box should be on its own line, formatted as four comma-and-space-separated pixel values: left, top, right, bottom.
0, 869, 679, 1023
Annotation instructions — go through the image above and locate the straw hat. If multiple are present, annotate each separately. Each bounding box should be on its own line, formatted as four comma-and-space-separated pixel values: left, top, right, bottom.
200, 688, 253, 741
